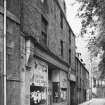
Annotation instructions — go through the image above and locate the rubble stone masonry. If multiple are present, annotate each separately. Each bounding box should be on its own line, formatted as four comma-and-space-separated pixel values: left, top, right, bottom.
0, 0, 76, 105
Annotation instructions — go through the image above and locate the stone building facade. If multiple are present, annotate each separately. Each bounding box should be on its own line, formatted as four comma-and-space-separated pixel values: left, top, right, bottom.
69, 32, 76, 105
75, 56, 89, 105
0, 0, 76, 105
0, 0, 21, 105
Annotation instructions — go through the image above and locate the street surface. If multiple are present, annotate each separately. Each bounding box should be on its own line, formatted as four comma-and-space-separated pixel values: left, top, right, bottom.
79, 98, 105, 105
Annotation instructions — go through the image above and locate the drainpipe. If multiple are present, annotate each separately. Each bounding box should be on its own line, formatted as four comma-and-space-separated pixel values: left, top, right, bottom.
3, 0, 7, 105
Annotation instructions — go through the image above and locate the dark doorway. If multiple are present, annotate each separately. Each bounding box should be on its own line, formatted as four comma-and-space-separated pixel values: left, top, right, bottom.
70, 81, 76, 105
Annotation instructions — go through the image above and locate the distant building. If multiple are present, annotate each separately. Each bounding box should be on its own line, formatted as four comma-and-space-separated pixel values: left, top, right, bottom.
75, 56, 89, 105
93, 71, 105, 98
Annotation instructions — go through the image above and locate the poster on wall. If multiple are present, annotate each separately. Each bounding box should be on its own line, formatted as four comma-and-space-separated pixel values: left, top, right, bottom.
60, 71, 67, 88
60, 71, 67, 102
30, 59, 48, 105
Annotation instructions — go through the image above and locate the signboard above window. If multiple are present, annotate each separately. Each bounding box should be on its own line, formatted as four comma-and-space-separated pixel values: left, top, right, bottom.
30, 59, 48, 87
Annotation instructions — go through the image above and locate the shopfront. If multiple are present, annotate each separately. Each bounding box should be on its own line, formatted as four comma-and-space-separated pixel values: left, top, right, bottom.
30, 58, 48, 105
23, 40, 69, 105
26, 57, 68, 105
69, 73, 76, 105
51, 70, 68, 105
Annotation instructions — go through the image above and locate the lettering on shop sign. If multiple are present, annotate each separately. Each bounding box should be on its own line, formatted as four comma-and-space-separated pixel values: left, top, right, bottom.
31, 59, 48, 87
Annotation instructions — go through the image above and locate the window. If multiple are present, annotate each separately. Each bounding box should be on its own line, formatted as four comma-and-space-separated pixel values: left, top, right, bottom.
41, 0, 44, 3
42, 32, 47, 45
60, 88, 67, 102
60, 40, 63, 56
53, 82, 60, 103
60, 12, 63, 29
69, 29, 71, 44
41, 0, 47, 6
69, 49, 71, 64
41, 15, 48, 33
41, 0, 48, 13
30, 83, 47, 105
41, 15, 48, 45
97, 80, 99, 87
93, 78, 96, 88
63, 1, 66, 12
53, 82, 67, 103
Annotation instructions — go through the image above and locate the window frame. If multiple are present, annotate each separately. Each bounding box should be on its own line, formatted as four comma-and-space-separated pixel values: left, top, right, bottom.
41, 31, 47, 46
41, 15, 48, 46
69, 49, 71, 64
69, 29, 71, 44
60, 40, 64, 57
60, 12, 63, 29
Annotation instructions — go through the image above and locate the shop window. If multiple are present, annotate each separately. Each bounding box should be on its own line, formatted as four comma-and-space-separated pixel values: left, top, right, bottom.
30, 59, 48, 105
60, 88, 67, 102
30, 83, 47, 105
53, 82, 67, 103
53, 82, 60, 103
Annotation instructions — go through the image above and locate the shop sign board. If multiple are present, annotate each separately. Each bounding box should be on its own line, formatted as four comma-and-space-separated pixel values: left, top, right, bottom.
31, 59, 48, 87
